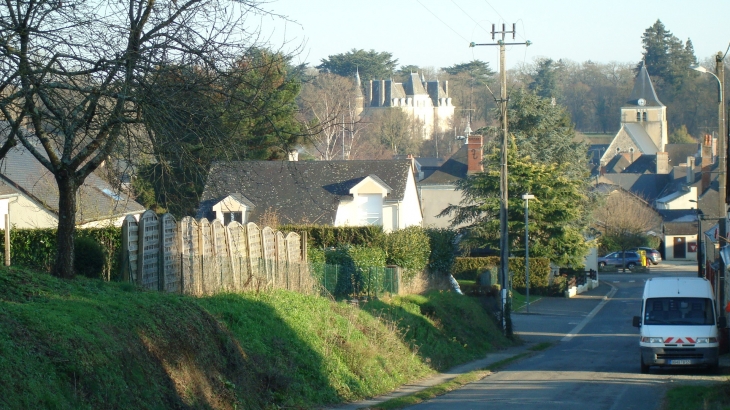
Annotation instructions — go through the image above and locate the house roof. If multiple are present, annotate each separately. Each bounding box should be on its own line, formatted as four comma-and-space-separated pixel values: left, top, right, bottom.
597, 173, 671, 202
626, 63, 664, 107
0, 144, 143, 224
403, 73, 428, 95
418, 144, 468, 185
198, 159, 415, 225
666, 143, 699, 167
664, 221, 698, 235
657, 209, 697, 222
623, 154, 656, 173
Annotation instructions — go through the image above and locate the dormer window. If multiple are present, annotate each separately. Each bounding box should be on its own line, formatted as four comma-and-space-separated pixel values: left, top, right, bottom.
643, 112, 647, 121
636, 111, 641, 122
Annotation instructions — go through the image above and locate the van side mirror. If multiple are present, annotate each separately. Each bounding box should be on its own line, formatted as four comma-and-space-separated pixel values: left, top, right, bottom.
633, 316, 641, 327
719, 316, 727, 328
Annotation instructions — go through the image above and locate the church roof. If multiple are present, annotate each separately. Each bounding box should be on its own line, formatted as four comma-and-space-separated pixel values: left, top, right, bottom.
626, 63, 664, 107
624, 123, 660, 153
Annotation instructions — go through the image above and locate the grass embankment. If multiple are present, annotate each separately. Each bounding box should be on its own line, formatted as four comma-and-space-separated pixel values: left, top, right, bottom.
665, 384, 730, 409
0, 267, 513, 409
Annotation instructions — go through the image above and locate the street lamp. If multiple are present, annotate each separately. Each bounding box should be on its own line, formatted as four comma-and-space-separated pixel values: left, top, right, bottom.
523, 193, 535, 313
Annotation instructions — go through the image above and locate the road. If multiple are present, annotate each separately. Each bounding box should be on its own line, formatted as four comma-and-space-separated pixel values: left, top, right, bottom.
406, 264, 727, 410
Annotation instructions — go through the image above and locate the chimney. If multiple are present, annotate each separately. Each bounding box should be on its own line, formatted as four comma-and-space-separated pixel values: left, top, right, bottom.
686, 156, 695, 185
288, 150, 299, 161
467, 135, 483, 174
406, 154, 416, 174
656, 152, 669, 174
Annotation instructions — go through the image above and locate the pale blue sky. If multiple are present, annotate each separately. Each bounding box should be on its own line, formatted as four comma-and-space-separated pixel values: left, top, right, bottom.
256, 0, 730, 71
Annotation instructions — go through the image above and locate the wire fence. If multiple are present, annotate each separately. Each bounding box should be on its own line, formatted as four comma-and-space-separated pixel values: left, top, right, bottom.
310, 263, 401, 298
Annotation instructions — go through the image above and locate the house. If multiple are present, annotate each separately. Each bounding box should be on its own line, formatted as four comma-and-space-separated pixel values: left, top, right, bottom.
197, 157, 422, 232
0, 144, 144, 228
417, 135, 484, 228
658, 209, 699, 261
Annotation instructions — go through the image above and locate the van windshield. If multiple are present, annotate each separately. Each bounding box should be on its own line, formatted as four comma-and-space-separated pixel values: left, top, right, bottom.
644, 297, 715, 326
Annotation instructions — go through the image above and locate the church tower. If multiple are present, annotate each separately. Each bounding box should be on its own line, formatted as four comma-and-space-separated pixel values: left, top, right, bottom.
621, 62, 667, 152
600, 63, 668, 167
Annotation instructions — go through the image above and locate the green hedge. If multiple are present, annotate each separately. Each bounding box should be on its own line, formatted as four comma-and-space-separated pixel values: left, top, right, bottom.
0, 227, 122, 279
280, 225, 386, 248
324, 245, 387, 295
424, 228, 456, 275
451, 256, 552, 295
382, 226, 430, 282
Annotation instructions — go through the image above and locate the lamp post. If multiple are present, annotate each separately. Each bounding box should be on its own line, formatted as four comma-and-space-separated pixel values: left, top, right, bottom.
523, 193, 535, 313
692, 53, 727, 320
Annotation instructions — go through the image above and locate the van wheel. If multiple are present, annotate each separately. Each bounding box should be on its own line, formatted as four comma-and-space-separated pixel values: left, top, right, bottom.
640, 358, 649, 374
627, 262, 636, 269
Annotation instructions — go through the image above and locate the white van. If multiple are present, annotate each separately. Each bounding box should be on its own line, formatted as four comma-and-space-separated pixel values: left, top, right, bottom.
632, 277, 726, 373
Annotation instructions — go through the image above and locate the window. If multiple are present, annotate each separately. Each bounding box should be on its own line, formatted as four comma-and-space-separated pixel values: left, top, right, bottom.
636, 111, 641, 122
643, 111, 647, 121
644, 297, 714, 325
223, 211, 243, 225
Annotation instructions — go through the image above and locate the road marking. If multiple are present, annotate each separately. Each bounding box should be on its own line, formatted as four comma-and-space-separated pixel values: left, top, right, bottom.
561, 283, 618, 342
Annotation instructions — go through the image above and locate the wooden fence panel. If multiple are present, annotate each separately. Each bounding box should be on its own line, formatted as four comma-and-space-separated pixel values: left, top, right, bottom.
160, 214, 179, 293
212, 219, 232, 291
138, 210, 159, 290
198, 218, 216, 295
247, 222, 263, 280
262, 226, 275, 286
227, 222, 248, 291
121, 215, 138, 284
179, 217, 200, 296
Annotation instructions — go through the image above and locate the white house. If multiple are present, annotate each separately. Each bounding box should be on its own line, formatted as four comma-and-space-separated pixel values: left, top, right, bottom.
197, 158, 423, 232
0, 145, 144, 229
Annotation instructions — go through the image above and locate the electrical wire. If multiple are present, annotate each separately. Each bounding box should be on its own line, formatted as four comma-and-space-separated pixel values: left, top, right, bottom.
416, 0, 470, 44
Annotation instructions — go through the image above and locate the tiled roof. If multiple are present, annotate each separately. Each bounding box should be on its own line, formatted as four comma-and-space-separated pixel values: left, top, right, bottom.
199, 160, 414, 225
663, 221, 697, 235
0, 143, 144, 224
598, 173, 671, 202
418, 144, 468, 185
666, 143, 699, 167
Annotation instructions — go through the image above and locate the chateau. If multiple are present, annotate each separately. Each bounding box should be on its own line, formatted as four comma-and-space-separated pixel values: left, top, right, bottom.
356, 71, 455, 139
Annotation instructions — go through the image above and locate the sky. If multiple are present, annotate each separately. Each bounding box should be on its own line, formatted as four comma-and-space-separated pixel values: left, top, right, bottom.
254, 0, 730, 72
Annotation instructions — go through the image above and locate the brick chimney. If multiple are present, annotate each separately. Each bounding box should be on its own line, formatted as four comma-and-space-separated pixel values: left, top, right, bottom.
467, 135, 483, 174
656, 152, 669, 174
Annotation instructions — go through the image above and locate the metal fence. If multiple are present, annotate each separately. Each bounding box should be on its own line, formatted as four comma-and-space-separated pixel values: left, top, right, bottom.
311, 263, 401, 298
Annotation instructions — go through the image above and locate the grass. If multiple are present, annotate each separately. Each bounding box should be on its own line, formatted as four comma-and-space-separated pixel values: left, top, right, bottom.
0, 266, 515, 409
664, 384, 730, 410
511, 290, 542, 312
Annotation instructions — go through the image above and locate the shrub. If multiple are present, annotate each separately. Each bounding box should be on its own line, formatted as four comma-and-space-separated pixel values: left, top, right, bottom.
382, 226, 430, 282
325, 245, 387, 296
74, 236, 106, 279
451, 256, 552, 295
425, 228, 456, 276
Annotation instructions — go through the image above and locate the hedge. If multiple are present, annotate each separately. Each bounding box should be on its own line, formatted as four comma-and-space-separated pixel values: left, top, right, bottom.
0, 227, 122, 280
279, 225, 386, 248
451, 256, 552, 295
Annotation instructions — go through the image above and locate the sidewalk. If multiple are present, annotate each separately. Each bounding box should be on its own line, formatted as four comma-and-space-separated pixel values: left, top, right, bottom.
324, 343, 533, 410
326, 284, 613, 409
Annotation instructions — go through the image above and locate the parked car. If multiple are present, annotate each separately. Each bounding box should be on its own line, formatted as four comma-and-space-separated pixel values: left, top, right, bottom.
628, 247, 662, 265
597, 251, 642, 269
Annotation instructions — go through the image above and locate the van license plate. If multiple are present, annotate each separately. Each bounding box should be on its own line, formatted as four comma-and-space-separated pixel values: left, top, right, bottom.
669, 360, 691, 365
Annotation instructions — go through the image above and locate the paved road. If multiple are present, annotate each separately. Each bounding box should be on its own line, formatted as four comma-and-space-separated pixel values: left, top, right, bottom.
406, 264, 726, 410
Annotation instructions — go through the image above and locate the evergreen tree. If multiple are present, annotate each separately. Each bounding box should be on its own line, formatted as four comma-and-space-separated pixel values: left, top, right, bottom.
317, 49, 398, 81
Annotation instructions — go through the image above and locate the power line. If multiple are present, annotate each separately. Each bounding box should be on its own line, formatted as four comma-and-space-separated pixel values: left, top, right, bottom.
451, 0, 492, 36
416, 0, 470, 43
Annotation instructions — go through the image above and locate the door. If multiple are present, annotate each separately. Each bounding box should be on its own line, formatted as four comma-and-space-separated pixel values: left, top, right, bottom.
673, 237, 687, 259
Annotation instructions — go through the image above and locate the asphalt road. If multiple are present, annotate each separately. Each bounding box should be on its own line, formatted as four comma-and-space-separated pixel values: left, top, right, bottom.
406, 263, 727, 410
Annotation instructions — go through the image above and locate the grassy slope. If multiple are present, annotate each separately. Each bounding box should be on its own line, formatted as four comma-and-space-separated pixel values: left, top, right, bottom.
0, 267, 513, 409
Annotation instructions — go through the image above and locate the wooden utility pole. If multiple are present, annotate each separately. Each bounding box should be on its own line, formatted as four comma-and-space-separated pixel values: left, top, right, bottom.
716, 51, 727, 348
470, 24, 530, 334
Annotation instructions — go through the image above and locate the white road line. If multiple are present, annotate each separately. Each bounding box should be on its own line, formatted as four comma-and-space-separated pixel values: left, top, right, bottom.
561, 282, 618, 342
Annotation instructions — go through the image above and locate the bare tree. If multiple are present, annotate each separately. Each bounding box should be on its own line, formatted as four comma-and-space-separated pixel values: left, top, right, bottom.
593, 188, 662, 269
0, 0, 288, 278
298, 73, 364, 160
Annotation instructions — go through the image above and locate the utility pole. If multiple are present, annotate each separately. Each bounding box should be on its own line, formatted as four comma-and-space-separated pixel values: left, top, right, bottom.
470, 24, 530, 334
717, 51, 728, 349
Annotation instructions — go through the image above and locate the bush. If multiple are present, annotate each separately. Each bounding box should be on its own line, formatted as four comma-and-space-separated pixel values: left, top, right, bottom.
383, 226, 430, 282
325, 245, 387, 296
74, 236, 106, 279
451, 256, 552, 295
425, 228, 456, 275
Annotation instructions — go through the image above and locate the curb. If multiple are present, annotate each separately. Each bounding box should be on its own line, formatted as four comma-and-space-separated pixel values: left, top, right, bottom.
323, 344, 533, 410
